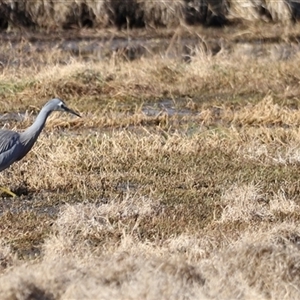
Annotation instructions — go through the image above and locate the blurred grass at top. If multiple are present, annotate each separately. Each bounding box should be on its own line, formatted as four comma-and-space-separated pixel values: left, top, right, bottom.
0, 0, 299, 31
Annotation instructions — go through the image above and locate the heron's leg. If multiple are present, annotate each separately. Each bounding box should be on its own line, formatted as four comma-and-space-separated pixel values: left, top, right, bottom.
0, 187, 16, 197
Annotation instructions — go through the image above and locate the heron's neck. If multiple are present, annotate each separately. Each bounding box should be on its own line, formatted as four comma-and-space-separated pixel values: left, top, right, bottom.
23, 106, 52, 138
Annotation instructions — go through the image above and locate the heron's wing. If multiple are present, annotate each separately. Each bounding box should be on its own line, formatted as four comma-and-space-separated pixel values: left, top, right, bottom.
0, 130, 20, 153
0, 130, 21, 171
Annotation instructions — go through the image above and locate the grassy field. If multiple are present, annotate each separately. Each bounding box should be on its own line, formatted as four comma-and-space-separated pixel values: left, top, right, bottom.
1, 27, 300, 299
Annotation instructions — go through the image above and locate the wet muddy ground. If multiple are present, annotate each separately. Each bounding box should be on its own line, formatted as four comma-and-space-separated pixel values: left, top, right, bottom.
1, 26, 300, 65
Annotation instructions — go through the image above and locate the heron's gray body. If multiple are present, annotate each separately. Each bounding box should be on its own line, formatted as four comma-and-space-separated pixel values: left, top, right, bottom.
0, 98, 80, 172
0, 130, 21, 171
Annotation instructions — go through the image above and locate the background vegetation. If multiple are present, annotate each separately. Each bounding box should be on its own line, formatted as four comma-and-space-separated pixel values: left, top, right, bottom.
0, 0, 299, 31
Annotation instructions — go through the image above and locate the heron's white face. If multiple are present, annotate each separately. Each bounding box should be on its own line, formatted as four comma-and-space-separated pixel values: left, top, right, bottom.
51, 98, 81, 117
56, 100, 67, 112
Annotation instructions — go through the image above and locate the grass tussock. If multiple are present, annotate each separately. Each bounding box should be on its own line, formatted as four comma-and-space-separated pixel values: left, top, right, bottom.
2, 204, 300, 299
220, 184, 300, 223
2, 45, 300, 116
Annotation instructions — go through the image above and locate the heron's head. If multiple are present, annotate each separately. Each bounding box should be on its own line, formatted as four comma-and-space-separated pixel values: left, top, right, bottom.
48, 98, 81, 117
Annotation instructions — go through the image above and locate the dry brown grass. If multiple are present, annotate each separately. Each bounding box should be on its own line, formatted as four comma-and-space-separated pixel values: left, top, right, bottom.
2, 28, 300, 298
1, 204, 300, 299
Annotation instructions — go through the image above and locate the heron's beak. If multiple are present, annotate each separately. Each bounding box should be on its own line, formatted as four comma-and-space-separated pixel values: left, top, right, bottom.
64, 106, 81, 118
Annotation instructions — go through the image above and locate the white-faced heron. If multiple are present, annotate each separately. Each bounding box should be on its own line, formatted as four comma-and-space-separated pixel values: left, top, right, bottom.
0, 98, 81, 197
